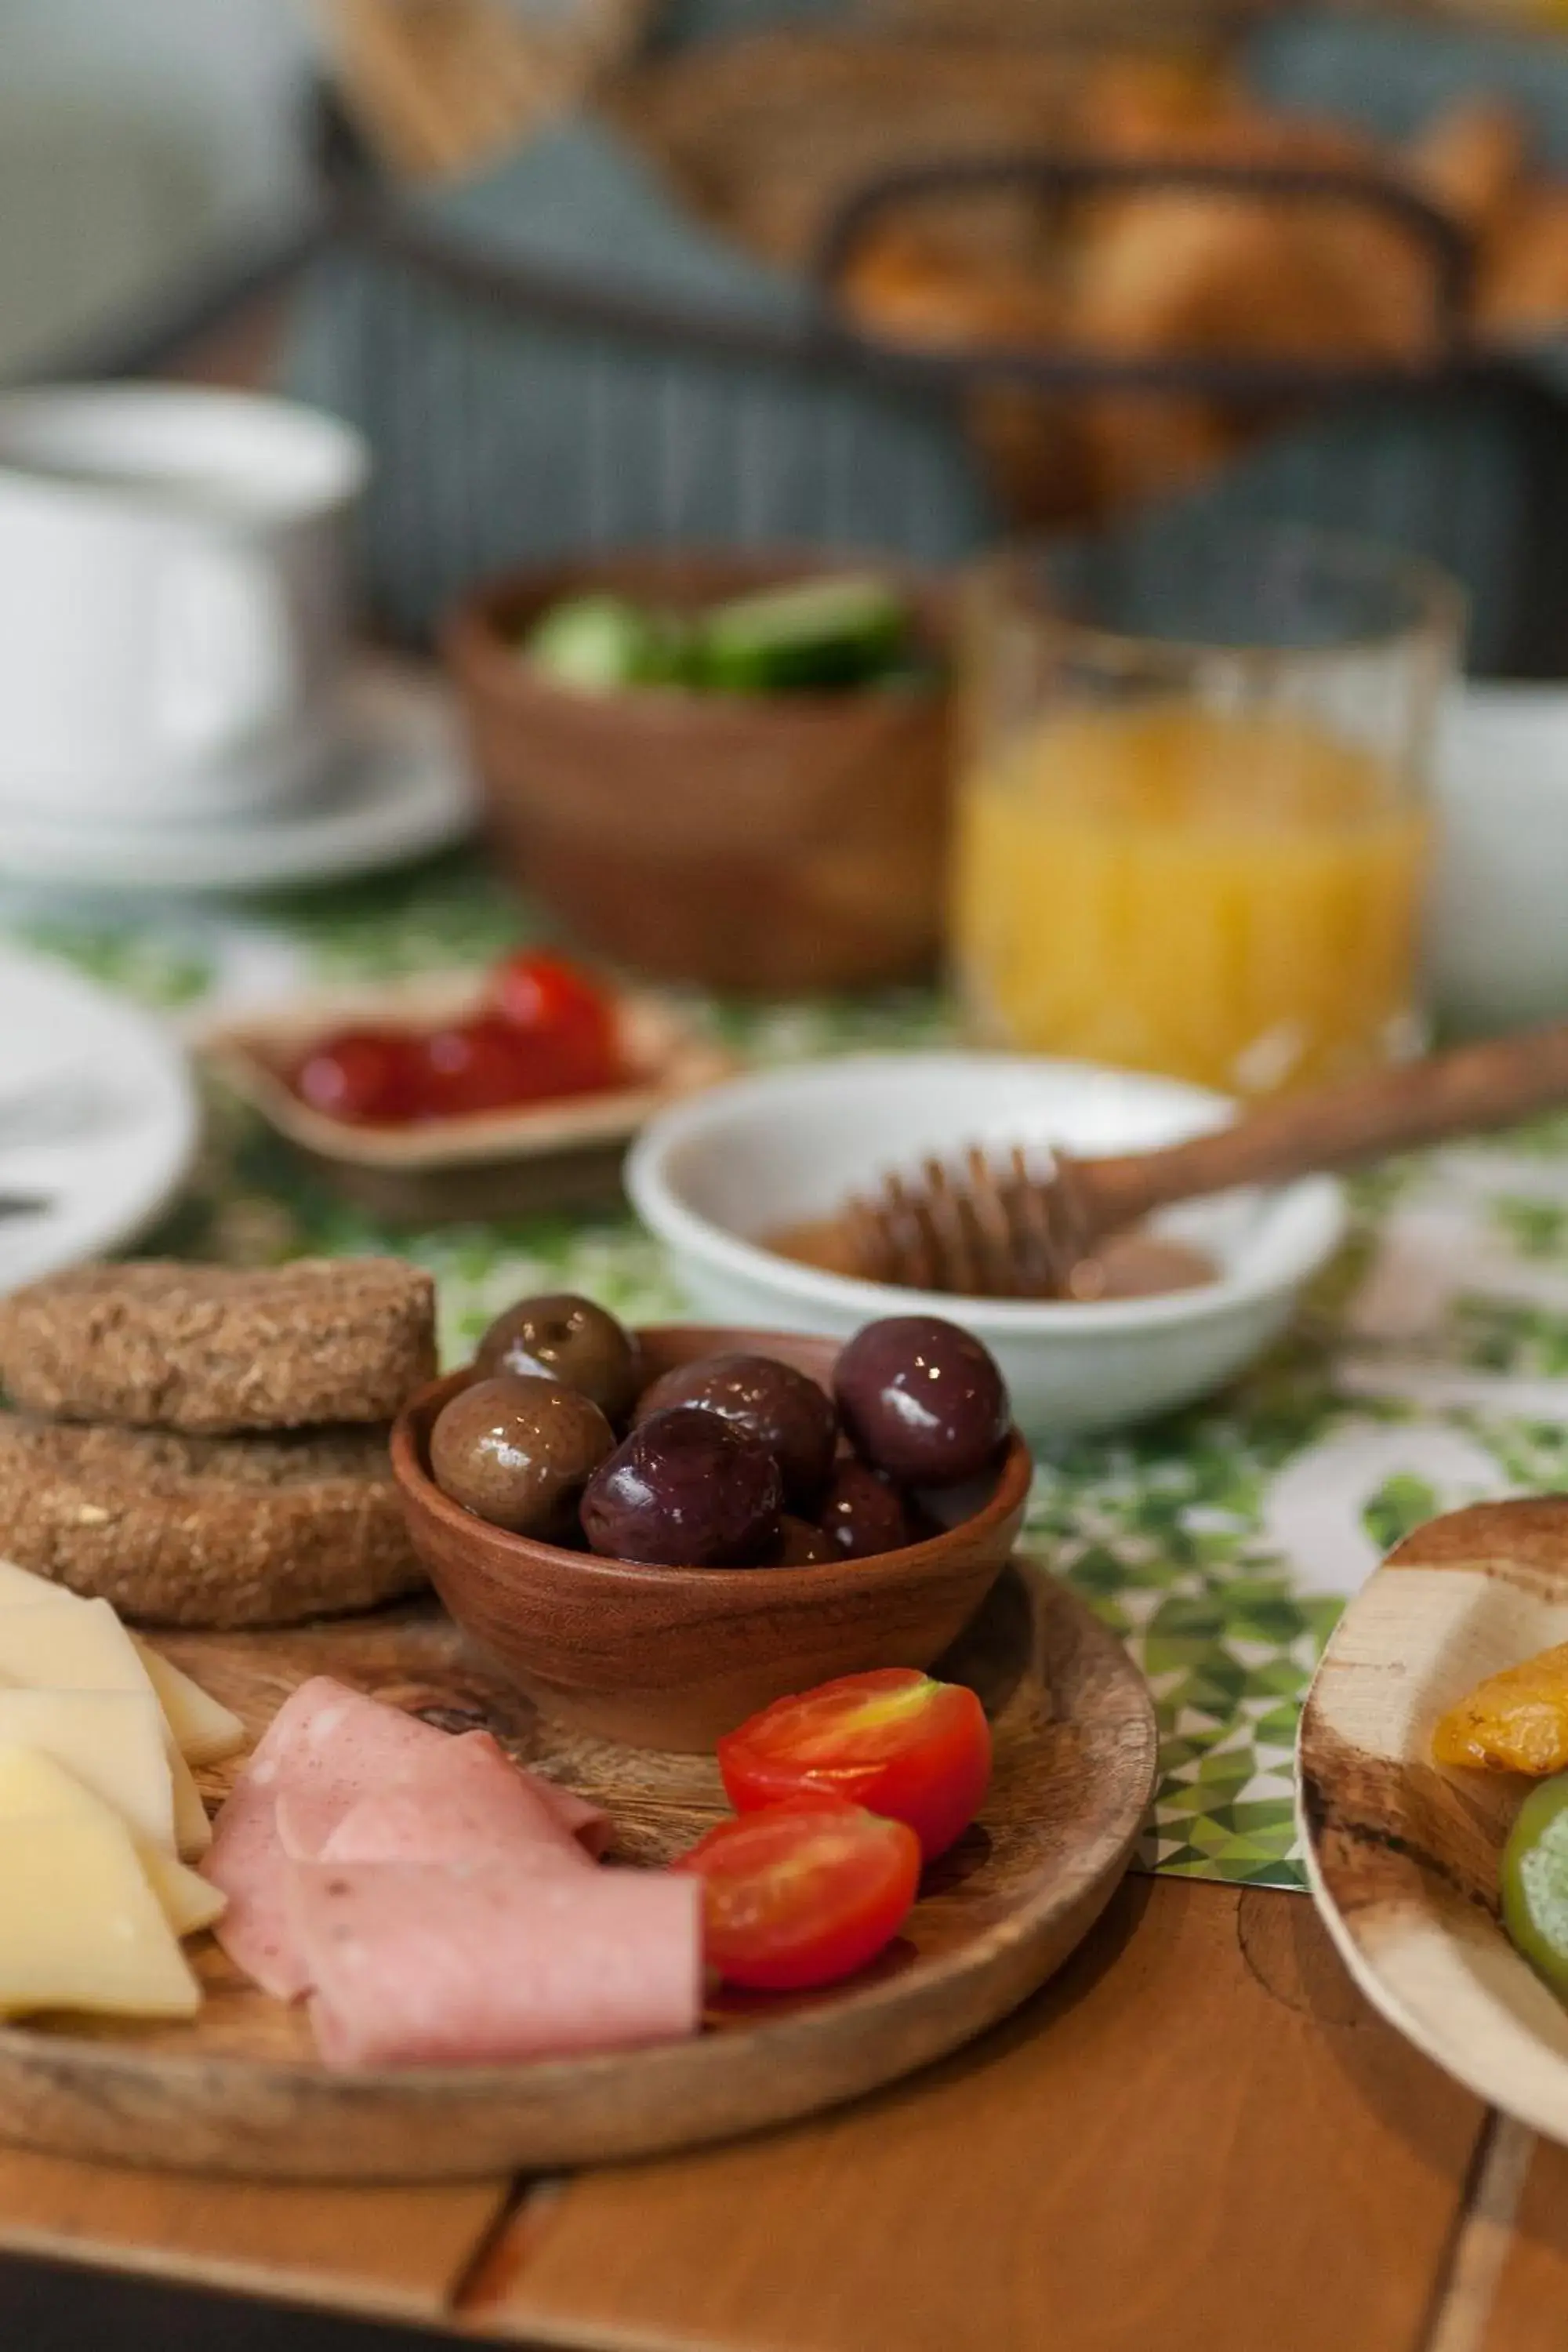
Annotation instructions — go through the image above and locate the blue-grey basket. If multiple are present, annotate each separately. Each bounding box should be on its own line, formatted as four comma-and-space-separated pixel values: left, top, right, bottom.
287, 112, 995, 644
285, 9, 1568, 676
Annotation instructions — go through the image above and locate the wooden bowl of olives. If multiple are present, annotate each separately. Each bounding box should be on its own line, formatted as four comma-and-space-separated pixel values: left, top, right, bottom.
390, 1296, 1031, 1751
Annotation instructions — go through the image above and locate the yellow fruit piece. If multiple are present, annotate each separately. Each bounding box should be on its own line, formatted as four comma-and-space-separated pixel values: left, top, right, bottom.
1433, 1643, 1568, 1774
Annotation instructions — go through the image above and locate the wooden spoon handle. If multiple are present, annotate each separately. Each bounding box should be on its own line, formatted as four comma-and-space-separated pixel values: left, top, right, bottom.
1079, 1021, 1568, 1231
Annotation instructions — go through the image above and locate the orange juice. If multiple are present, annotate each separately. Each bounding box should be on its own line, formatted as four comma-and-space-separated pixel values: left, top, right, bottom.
952, 700, 1429, 1098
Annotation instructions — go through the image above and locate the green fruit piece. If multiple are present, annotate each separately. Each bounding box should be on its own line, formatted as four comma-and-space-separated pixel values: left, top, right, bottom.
1501, 1771, 1568, 1995
695, 575, 910, 695
524, 595, 687, 693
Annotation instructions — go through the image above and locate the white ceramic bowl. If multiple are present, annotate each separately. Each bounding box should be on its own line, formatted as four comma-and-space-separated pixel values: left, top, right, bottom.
627, 1054, 1345, 1442
1432, 683, 1568, 1035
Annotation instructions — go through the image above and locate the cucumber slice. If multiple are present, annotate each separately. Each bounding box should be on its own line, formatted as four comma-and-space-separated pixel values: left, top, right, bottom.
696, 575, 910, 694
524, 595, 688, 693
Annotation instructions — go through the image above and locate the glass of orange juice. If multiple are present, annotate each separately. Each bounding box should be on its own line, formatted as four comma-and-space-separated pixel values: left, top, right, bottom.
952, 522, 1463, 1098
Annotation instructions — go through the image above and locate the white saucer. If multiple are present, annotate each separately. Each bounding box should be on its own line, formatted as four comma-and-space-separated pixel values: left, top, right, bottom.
0, 946, 199, 1294
0, 659, 478, 895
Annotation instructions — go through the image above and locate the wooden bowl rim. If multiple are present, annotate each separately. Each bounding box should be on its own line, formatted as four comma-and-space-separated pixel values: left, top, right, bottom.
443, 546, 951, 734
390, 1327, 1032, 1600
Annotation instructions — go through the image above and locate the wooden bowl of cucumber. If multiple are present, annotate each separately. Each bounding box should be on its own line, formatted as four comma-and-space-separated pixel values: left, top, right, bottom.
445, 549, 952, 994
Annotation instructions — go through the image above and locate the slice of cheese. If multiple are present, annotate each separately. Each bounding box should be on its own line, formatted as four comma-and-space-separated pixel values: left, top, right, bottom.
0, 1809, 199, 2019
0, 1741, 93, 1815
137, 1841, 227, 1938
0, 1595, 150, 1695
0, 1559, 75, 1607
0, 1570, 248, 1771
0, 1744, 223, 1937
0, 1577, 225, 1923
0, 1689, 174, 1852
132, 1639, 245, 1768
167, 1740, 212, 1862
0, 1599, 213, 1849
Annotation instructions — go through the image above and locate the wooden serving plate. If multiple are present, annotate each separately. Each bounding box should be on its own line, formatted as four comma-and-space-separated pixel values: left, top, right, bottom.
0, 1558, 1153, 2183
1300, 1498, 1568, 2143
201, 971, 733, 1224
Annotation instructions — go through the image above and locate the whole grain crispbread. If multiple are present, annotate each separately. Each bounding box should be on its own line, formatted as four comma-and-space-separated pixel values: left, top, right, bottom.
0, 1414, 426, 1627
0, 1258, 437, 1432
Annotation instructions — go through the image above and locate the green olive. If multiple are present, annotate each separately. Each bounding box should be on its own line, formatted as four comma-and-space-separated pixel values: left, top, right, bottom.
1501, 1770, 1568, 1996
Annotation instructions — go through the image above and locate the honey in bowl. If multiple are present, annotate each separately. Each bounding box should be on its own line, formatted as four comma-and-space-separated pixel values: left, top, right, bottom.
764, 1214, 1215, 1302
953, 699, 1430, 1100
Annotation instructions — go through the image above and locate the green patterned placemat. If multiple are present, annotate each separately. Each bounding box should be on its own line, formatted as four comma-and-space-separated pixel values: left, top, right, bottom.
9, 852, 1567, 1890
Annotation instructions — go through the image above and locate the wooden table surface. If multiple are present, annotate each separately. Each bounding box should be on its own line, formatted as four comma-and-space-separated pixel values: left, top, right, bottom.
2, 1871, 1565, 2352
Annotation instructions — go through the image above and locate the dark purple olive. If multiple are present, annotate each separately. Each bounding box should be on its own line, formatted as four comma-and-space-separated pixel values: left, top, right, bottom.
817, 1460, 920, 1561
773, 1513, 837, 1566
834, 1315, 1009, 1487
430, 1374, 615, 1538
581, 1406, 782, 1567
633, 1352, 837, 1509
475, 1292, 639, 1423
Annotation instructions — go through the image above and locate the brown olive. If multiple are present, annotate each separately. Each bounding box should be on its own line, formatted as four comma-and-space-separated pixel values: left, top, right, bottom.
475, 1292, 639, 1423
834, 1315, 1009, 1487
773, 1514, 837, 1566
817, 1460, 921, 1560
633, 1352, 837, 1509
430, 1374, 615, 1538
581, 1406, 782, 1567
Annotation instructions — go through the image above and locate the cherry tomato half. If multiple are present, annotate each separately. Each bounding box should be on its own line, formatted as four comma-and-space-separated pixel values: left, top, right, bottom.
717, 1668, 992, 1863
673, 1796, 920, 1991
292, 1027, 419, 1125
488, 950, 622, 1094
410, 1017, 552, 1120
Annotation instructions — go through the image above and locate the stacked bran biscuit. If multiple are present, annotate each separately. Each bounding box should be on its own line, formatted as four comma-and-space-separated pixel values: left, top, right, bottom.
0, 1260, 437, 1628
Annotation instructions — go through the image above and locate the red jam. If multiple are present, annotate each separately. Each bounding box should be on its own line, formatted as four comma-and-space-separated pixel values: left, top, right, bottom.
289, 953, 626, 1127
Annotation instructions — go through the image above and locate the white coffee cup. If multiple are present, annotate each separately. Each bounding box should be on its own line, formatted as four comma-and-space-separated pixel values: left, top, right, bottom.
0, 384, 368, 826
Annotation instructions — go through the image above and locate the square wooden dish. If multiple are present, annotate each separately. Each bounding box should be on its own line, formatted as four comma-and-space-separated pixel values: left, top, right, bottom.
201, 971, 735, 1225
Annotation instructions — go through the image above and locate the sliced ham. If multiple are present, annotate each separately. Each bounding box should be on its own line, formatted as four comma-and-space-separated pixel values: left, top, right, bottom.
249, 1678, 452, 1860
532, 1778, 612, 1861
204, 1677, 452, 1998
307, 1730, 593, 1871
292, 1858, 702, 2067
200, 1768, 303, 1998
204, 1675, 694, 2069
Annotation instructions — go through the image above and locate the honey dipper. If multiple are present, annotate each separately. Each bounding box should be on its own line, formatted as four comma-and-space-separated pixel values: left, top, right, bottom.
840, 1021, 1568, 1300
